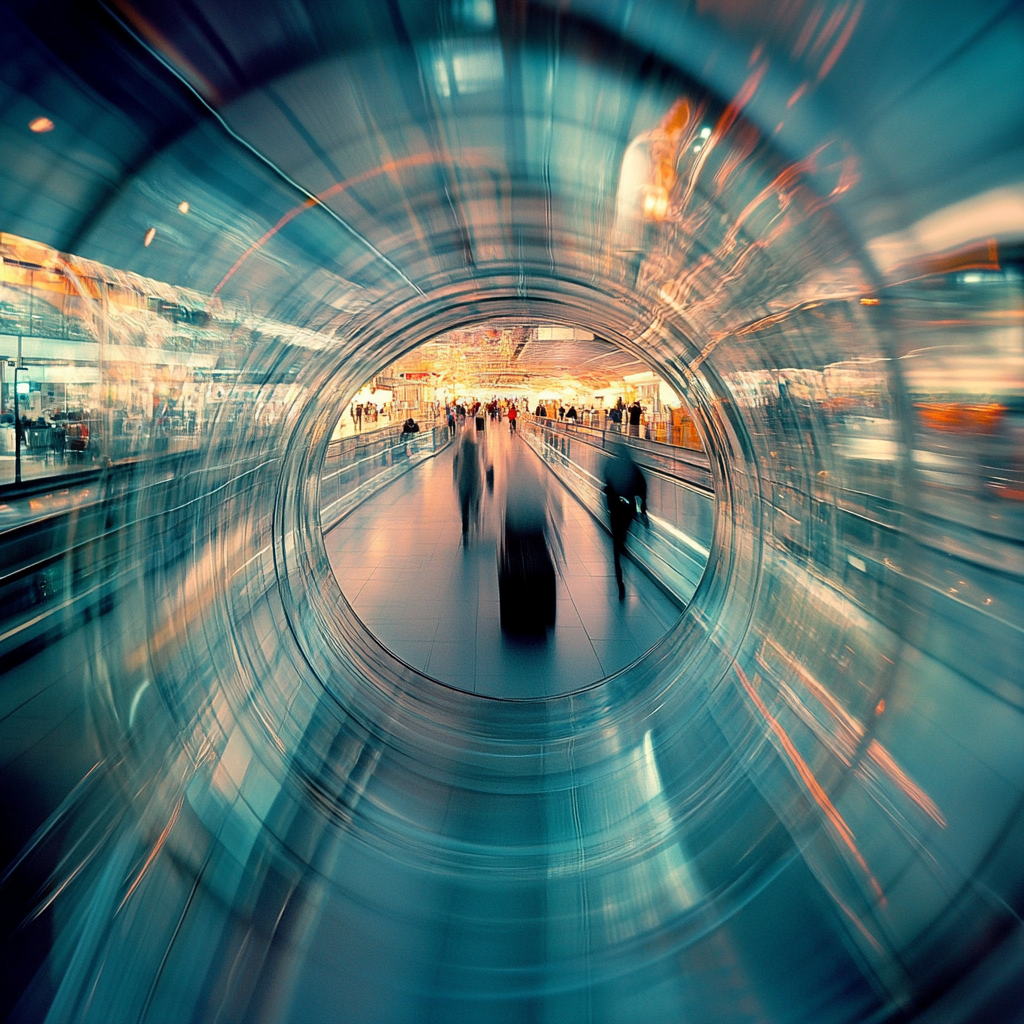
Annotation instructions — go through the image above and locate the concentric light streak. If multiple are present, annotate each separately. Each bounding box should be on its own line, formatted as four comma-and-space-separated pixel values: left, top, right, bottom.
0, 2, 1022, 1022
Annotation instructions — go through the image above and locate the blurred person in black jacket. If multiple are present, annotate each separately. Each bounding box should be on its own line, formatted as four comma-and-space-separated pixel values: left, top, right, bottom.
604, 441, 649, 599
453, 430, 482, 542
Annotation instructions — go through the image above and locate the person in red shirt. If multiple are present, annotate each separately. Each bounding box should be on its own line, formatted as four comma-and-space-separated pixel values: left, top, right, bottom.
507, 403, 518, 434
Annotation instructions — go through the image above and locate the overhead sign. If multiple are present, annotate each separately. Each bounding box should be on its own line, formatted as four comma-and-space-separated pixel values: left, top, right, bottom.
537, 326, 594, 341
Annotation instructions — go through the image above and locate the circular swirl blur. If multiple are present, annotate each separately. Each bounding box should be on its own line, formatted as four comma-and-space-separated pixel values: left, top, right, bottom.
3, 2, 1021, 1022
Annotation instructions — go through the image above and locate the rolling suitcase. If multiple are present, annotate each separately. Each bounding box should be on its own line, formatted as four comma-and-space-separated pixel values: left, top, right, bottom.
498, 526, 556, 633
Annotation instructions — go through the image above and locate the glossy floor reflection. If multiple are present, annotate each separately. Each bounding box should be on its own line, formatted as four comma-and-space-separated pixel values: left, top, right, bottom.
326, 422, 681, 696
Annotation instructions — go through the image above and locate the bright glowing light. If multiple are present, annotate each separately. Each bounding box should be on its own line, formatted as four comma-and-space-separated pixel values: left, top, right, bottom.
458, 0, 496, 30
647, 514, 710, 559
178, 201, 190, 214
29, 116, 54, 133
962, 272, 982, 283
860, 297, 880, 305
143, 227, 156, 247
642, 187, 669, 220
867, 185, 1024, 273
693, 143, 702, 153
699, 126, 711, 139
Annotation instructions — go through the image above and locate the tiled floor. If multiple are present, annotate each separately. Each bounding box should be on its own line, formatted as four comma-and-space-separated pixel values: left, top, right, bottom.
324, 421, 681, 697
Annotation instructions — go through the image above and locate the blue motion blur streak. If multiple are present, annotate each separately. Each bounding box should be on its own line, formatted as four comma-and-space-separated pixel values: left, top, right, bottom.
0, 1, 1022, 1022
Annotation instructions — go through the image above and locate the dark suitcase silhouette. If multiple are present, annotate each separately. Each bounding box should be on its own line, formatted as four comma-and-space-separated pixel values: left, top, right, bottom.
498, 526, 556, 633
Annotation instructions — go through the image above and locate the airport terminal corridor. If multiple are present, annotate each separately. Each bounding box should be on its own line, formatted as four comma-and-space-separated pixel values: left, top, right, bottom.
1, 1, 1023, 1022
326, 421, 682, 696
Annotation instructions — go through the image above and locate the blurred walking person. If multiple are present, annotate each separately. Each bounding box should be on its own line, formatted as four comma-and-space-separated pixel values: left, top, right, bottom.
453, 431, 483, 543
627, 400, 642, 437
401, 415, 420, 459
604, 442, 648, 599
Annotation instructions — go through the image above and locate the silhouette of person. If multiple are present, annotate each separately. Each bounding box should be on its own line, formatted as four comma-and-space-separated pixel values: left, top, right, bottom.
453, 432, 483, 542
603, 442, 648, 599
628, 400, 643, 436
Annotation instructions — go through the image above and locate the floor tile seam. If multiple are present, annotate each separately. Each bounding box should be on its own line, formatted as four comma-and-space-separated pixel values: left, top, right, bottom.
553, 547, 635, 660
560, 596, 606, 678
0, 677, 71, 725
592, 644, 641, 678
321, 438, 456, 538
0, 704, 88, 770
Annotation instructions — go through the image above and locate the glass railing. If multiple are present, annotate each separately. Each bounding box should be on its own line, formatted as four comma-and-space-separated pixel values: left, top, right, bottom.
520, 418, 714, 603
320, 420, 452, 531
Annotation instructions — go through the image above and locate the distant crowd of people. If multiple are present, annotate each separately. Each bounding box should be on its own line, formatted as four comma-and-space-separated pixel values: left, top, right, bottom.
349, 401, 389, 431
440, 395, 649, 436
344, 394, 650, 445
0, 410, 92, 455
444, 399, 522, 437
529, 397, 646, 436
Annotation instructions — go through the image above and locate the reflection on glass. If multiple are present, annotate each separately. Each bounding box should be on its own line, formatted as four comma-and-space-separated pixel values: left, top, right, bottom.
1, 4, 1023, 1023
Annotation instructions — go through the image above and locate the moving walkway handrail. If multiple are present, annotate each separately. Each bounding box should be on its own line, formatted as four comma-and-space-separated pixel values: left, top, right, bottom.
520, 419, 714, 604
529, 415, 713, 492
